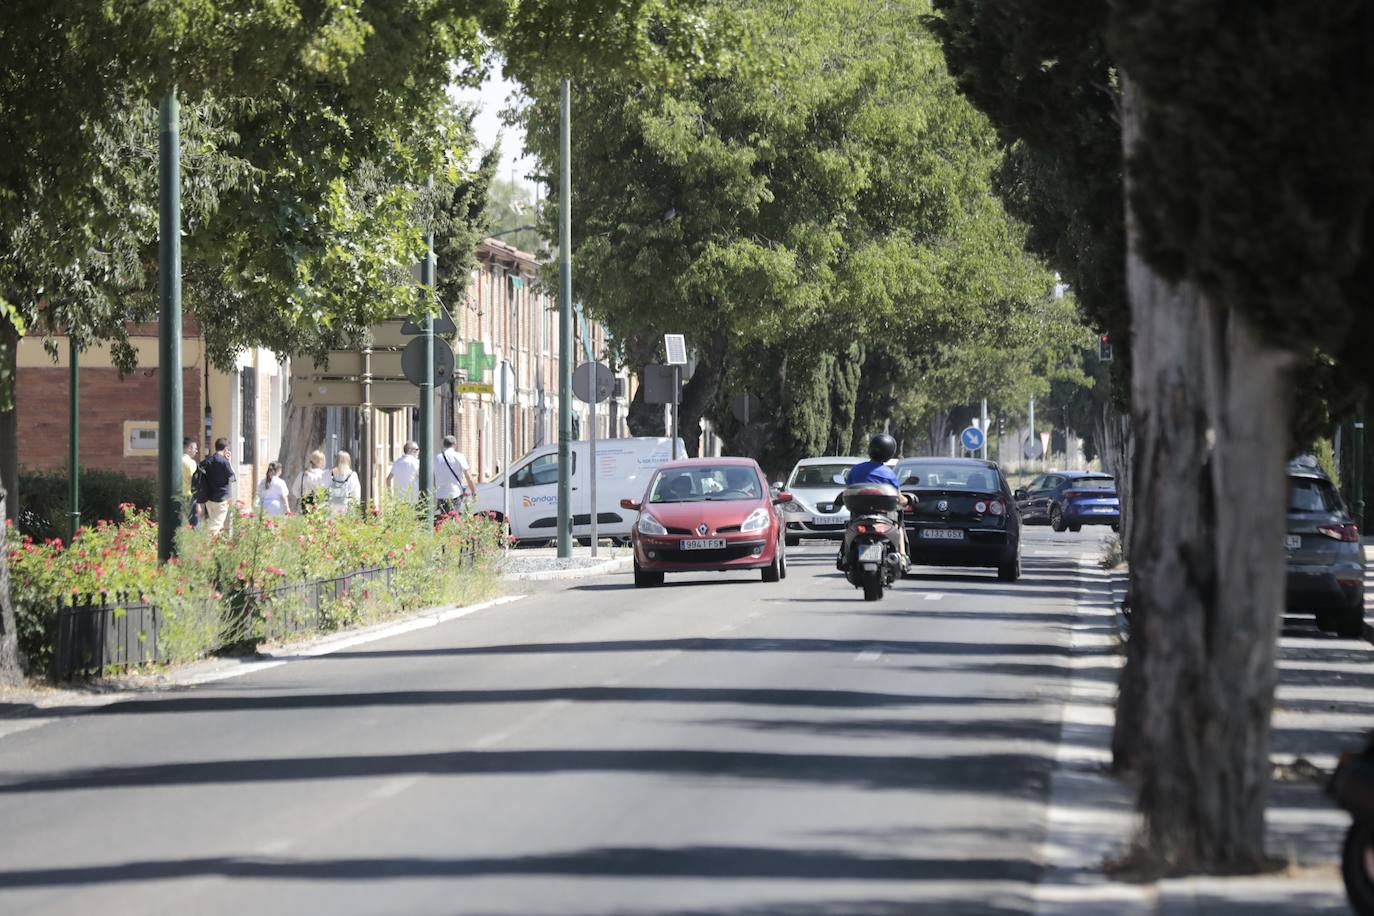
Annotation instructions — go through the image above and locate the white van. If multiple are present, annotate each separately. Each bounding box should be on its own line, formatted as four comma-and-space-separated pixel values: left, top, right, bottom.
473, 437, 684, 543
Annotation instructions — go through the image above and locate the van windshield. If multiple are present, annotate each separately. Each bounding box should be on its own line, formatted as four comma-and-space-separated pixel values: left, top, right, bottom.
650, 466, 762, 503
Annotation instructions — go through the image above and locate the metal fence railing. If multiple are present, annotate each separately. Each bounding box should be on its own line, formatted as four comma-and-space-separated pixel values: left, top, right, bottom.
50, 564, 409, 680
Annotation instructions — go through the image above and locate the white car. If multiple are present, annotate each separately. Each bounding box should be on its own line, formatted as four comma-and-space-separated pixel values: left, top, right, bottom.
473, 437, 683, 544
775, 456, 865, 546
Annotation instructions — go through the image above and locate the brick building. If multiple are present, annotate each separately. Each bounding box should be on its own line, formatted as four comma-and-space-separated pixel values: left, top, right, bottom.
15, 320, 289, 504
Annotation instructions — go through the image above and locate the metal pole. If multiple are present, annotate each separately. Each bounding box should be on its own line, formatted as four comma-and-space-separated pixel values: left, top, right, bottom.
157, 89, 183, 563
590, 364, 599, 558
556, 78, 573, 558
504, 397, 512, 551
671, 366, 680, 458
1028, 396, 1036, 469
419, 177, 435, 518
361, 347, 372, 511
1355, 417, 1366, 527
68, 338, 80, 540
980, 398, 988, 460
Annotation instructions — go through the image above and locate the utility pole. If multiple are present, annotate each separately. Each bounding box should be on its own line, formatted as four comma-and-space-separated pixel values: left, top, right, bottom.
418, 176, 435, 518
979, 398, 988, 461
157, 89, 183, 563
556, 78, 574, 558
1355, 416, 1366, 527
68, 339, 80, 541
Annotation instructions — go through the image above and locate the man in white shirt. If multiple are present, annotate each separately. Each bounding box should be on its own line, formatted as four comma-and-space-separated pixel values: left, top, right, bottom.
434, 435, 477, 515
387, 440, 421, 502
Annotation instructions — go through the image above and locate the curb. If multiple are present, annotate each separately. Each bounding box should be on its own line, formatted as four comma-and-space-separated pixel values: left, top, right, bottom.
500, 556, 632, 582
0, 594, 528, 726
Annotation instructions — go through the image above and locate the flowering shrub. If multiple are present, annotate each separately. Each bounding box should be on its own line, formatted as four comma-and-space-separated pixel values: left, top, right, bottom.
7, 503, 504, 676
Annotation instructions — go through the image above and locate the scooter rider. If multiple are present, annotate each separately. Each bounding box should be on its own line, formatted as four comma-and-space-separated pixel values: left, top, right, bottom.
838, 433, 914, 564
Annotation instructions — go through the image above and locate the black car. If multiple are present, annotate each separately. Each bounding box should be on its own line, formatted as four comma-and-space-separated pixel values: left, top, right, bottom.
1015, 470, 1120, 532
894, 457, 1022, 581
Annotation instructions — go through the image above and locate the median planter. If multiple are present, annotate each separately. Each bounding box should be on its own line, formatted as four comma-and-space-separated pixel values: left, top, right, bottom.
9, 504, 504, 680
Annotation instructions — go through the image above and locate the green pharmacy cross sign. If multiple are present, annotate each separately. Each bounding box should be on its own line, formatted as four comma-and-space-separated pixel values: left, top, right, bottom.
456, 341, 498, 380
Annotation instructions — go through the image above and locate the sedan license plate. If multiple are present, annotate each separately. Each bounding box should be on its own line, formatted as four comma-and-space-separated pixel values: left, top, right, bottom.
859, 543, 885, 562
921, 529, 965, 540
1285, 534, 1302, 550
681, 538, 726, 550
812, 515, 844, 525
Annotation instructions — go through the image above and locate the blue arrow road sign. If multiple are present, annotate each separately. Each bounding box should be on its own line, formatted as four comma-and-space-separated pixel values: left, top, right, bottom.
960, 426, 986, 452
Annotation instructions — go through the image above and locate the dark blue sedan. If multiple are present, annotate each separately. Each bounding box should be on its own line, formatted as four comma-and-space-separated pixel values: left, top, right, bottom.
1014, 471, 1119, 532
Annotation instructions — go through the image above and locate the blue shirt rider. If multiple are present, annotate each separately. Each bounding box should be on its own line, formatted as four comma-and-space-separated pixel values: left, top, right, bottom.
845, 460, 900, 488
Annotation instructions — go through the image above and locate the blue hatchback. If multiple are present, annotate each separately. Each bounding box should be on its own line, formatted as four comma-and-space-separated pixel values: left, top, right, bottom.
1014, 471, 1120, 532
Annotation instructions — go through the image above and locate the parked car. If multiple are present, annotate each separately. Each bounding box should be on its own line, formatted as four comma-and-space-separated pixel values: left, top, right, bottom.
472, 437, 683, 544
623, 457, 792, 587
1286, 458, 1366, 638
894, 457, 1021, 581
775, 455, 865, 546
1014, 471, 1119, 532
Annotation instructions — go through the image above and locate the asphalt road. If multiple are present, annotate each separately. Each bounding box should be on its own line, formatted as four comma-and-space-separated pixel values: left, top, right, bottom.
0, 528, 1109, 916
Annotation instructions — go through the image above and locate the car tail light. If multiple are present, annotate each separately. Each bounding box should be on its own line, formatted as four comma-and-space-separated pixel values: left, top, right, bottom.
1062, 490, 1080, 502
989, 500, 1005, 516
1318, 523, 1361, 542
974, 501, 987, 514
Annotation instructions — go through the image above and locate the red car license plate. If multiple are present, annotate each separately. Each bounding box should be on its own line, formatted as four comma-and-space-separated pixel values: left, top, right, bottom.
681, 538, 726, 550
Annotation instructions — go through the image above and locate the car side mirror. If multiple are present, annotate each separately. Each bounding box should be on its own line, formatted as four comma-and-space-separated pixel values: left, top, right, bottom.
1014, 488, 1028, 501
771, 481, 784, 492
832, 473, 848, 485
620, 498, 641, 511
773, 492, 794, 505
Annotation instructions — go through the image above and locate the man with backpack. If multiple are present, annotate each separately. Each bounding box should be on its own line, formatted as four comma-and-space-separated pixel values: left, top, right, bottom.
196, 437, 237, 535
433, 435, 476, 517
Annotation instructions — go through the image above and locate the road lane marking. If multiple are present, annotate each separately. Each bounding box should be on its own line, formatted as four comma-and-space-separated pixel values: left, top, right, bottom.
923, 592, 945, 600
855, 647, 884, 661
369, 775, 422, 800
255, 837, 294, 855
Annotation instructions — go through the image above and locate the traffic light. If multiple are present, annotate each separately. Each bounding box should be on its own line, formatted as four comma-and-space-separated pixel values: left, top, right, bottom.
1098, 333, 1114, 362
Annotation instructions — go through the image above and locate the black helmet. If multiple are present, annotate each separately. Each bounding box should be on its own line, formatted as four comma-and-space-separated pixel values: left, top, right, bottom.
867, 433, 897, 462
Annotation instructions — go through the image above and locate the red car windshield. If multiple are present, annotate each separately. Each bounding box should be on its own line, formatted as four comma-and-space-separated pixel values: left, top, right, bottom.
649, 467, 762, 503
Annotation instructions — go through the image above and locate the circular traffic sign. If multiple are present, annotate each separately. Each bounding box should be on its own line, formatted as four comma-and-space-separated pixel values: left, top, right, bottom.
401, 336, 455, 387
960, 426, 985, 452
1023, 436, 1044, 460
572, 361, 615, 403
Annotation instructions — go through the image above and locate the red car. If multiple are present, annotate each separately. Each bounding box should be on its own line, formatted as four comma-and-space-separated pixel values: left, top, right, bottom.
621, 457, 793, 587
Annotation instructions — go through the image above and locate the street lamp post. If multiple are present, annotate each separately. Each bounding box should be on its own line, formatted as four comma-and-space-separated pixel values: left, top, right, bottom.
157, 89, 183, 563
556, 78, 574, 558
418, 176, 436, 518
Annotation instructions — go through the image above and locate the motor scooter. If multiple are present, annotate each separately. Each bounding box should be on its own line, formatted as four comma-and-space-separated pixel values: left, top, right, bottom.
1329, 733, 1374, 914
836, 483, 906, 601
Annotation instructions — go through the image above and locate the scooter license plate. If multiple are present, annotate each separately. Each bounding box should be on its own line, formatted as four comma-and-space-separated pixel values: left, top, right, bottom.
859, 544, 884, 563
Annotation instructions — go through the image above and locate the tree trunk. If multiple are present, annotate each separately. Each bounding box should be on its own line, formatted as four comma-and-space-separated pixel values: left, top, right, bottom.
1, 321, 17, 526
676, 332, 728, 458
0, 484, 22, 686
278, 393, 326, 483
1114, 75, 1290, 873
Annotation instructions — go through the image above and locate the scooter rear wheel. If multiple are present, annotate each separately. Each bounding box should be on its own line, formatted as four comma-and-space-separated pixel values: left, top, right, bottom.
1342, 820, 1374, 915
862, 566, 883, 602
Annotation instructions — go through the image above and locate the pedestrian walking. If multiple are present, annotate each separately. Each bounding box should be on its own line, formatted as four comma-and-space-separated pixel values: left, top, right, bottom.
326, 451, 361, 516
257, 462, 290, 517
181, 437, 201, 527
199, 437, 236, 535
293, 449, 328, 514
386, 440, 421, 503
434, 435, 476, 516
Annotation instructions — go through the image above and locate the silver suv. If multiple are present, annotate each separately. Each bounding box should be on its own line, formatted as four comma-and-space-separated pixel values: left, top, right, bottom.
1286, 459, 1366, 637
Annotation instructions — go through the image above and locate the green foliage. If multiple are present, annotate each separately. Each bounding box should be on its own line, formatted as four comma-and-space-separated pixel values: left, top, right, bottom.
930, 0, 1129, 380
1109, 2, 1374, 368
486, 177, 545, 256
7, 503, 503, 676
520, 0, 1085, 462
15, 470, 158, 543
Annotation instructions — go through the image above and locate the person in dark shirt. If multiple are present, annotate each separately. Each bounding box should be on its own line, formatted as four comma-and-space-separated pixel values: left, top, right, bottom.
200, 437, 237, 534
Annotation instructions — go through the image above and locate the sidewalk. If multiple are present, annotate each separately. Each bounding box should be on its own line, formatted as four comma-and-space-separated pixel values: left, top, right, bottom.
1038, 558, 1367, 913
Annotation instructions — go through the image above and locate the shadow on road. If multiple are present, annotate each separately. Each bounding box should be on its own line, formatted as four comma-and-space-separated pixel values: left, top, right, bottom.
0, 748, 1053, 799
6, 685, 1048, 721
0, 844, 1044, 890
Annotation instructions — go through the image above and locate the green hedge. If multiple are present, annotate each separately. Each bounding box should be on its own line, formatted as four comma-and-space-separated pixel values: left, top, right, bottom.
16, 469, 158, 542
